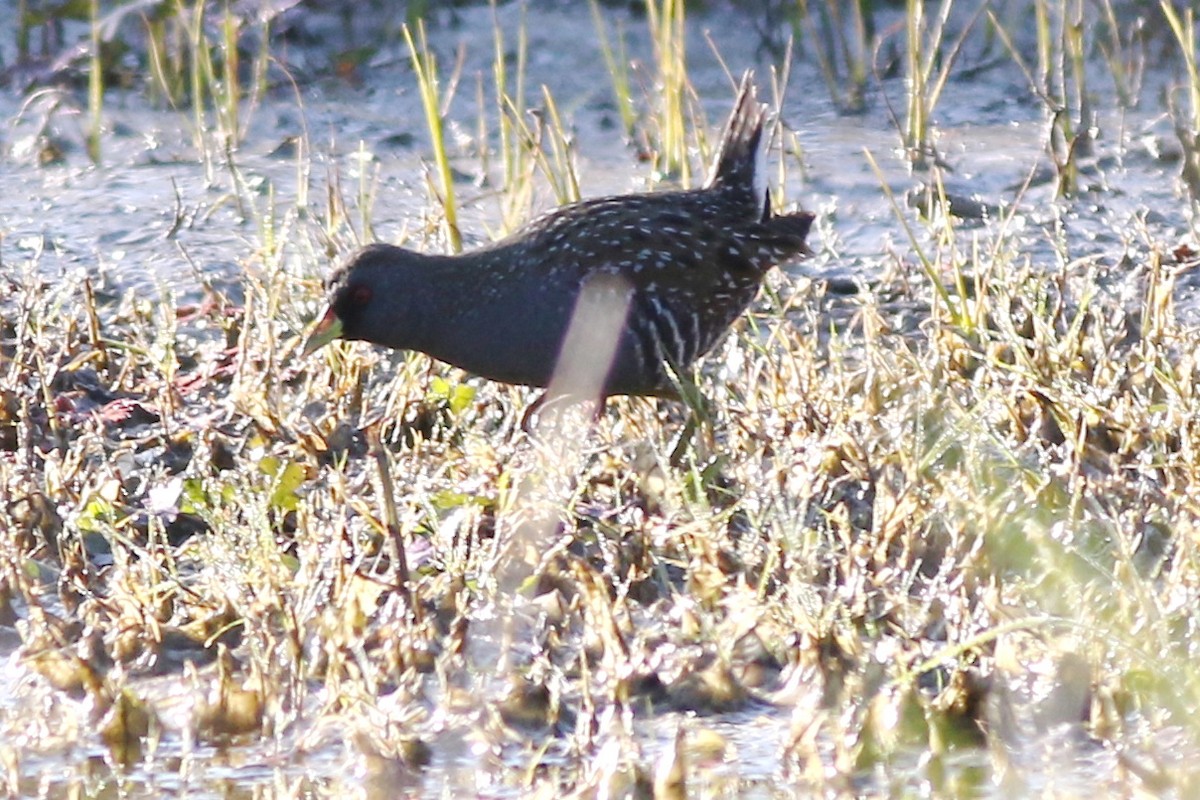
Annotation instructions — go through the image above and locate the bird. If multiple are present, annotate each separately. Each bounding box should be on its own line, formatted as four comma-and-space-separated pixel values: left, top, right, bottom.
303, 72, 814, 407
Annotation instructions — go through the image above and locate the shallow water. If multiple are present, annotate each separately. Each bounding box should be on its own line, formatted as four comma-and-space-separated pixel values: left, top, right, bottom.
3, 1, 1199, 797
4, 4, 1193, 309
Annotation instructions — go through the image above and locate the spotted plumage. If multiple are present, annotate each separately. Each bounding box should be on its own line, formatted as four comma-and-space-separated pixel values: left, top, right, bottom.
304, 72, 814, 399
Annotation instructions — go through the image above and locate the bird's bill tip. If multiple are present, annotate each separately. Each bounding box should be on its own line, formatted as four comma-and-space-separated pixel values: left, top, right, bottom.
301, 309, 344, 356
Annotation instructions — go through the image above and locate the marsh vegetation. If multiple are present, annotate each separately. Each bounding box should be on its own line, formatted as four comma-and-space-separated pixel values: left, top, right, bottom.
2, 0, 1200, 796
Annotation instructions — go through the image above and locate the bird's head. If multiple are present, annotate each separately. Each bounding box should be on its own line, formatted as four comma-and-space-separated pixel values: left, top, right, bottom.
302, 243, 415, 356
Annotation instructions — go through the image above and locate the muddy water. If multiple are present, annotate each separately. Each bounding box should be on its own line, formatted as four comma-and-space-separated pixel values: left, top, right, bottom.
4, 5, 1193, 309
2, 1, 1198, 797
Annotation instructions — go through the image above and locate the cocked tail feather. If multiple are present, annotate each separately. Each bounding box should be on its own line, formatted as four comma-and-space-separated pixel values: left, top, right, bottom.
705, 72, 768, 202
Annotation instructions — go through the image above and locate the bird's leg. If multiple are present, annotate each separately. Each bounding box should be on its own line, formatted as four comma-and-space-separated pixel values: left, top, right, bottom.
663, 365, 714, 468
667, 415, 697, 467
520, 392, 548, 434
667, 393, 716, 467
521, 391, 607, 434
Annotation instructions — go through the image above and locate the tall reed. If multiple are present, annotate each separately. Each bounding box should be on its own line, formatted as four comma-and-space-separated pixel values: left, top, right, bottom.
87, 0, 103, 164
646, 0, 691, 184
1161, 1, 1200, 211
404, 21, 462, 253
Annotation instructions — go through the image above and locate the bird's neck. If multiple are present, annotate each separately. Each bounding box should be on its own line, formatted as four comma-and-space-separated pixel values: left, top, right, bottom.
403, 244, 539, 382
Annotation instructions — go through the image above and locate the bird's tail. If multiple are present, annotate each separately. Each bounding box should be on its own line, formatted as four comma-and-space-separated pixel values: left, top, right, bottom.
760, 210, 815, 258
705, 71, 767, 197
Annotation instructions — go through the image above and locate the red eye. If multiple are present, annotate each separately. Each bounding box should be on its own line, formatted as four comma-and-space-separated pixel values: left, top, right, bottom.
351, 285, 373, 305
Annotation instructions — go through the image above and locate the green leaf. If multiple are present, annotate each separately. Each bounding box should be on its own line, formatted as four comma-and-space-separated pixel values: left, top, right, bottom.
430, 489, 472, 510
428, 377, 475, 415
180, 477, 208, 514
77, 496, 116, 533
448, 383, 476, 415
428, 376, 451, 399
268, 461, 307, 512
